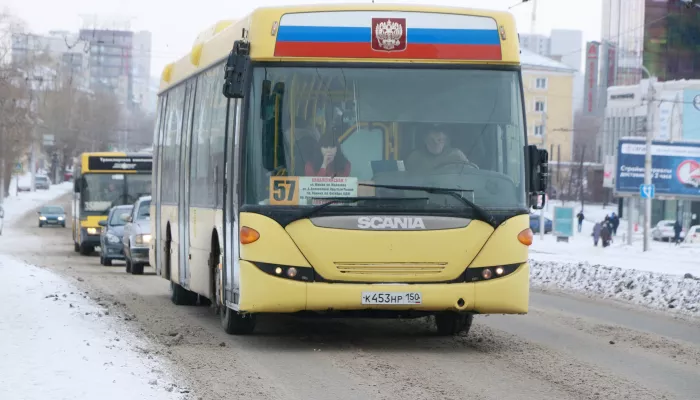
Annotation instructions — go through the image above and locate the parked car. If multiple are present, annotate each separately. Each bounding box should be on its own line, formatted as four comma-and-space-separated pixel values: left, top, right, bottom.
0, 205, 4, 235
35, 175, 51, 190
122, 196, 151, 275
684, 225, 700, 244
529, 213, 553, 233
651, 220, 685, 241
98, 205, 134, 266
37, 205, 66, 228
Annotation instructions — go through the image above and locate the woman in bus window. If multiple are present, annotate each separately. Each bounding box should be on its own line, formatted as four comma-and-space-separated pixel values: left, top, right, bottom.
305, 133, 351, 177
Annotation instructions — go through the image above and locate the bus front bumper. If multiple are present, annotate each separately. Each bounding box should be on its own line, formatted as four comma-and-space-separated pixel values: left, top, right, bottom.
237, 261, 529, 315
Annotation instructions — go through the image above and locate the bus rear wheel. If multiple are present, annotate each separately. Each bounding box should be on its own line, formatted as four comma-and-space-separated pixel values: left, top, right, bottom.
220, 306, 256, 335
435, 313, 473, 336
170, 282, 197, 306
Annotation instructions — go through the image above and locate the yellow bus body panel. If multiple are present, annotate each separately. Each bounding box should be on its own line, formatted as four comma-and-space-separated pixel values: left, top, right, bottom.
159, 4, 520, 93
238, 259, 528, 314
239, 213, 312, 267
237, 212, 530, 314
285, 218, 493, 283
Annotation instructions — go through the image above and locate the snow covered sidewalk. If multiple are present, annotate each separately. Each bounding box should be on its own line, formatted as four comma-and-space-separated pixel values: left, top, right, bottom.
1, 176, 73, 225
530, 259, 700, 317
0, 255, 187, 399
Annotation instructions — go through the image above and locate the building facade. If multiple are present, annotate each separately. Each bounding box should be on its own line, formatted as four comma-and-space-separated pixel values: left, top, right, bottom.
521, 48, 577, 164
601, 78, 700, 227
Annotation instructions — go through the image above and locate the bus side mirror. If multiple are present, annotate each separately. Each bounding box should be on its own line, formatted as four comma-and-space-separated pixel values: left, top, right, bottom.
262, 82, 286, 171
222, 40, 250, 99
527, 145, 548, 210
74, 177, 82, 193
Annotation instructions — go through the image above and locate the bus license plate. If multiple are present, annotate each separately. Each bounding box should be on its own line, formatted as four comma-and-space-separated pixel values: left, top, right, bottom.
361, 292, 422, 305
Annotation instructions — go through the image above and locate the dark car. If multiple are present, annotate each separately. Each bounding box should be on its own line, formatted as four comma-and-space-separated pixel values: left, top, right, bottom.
529, 213, 552, 234
98, 205, 133, 266
38, 205, 66, 228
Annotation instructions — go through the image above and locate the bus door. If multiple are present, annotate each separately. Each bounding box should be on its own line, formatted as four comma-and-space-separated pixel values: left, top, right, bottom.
178, 79, 196, 288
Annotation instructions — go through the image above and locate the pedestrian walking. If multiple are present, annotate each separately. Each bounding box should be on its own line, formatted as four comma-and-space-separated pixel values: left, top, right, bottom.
611, 212, 620, 236
673, 220, 682, 245
601, 219, 612, 248
577, 211, 585, 233
592, 221, 601, 246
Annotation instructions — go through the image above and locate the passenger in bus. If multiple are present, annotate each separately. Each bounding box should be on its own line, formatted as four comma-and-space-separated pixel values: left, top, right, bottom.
305, 133, 351, 177
405, 124, 471, 172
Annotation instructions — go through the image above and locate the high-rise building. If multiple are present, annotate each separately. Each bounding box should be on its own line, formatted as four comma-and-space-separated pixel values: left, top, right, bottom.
10, 31, 90, 90
602, 0, 700, 84
520, 29, 583, 71
601, 0, 645, 85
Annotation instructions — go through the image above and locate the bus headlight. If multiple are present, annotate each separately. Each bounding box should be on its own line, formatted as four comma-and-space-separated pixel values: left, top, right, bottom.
135, 234, 151, 245
86, 227, 98, 235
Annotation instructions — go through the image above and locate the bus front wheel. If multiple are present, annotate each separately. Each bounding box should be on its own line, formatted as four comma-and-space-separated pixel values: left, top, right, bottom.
221, 306, 256, 335
79, 244, 93, 256
435, 313, 473, 336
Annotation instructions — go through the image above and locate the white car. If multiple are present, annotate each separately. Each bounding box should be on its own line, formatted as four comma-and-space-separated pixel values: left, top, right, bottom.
0, 205, 4, 235
684, 225, 700, 243
651, 220, 685, 242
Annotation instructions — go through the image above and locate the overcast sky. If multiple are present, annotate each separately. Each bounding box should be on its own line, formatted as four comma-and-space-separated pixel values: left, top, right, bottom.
5, 0, 602, 77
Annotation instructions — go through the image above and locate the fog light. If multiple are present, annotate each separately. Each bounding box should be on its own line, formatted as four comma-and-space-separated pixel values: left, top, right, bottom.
481, 269, 492, 279
275, 267, 283, 275
495, 267, 504, 276
286, 267, 298, 278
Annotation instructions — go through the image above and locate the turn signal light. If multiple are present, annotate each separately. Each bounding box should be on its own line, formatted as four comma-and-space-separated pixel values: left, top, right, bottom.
518, 228, 533, 246
240, 226, 260, 244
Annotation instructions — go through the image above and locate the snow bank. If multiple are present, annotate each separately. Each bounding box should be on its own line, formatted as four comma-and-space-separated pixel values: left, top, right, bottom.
2, 178, 72, 224
0, 255, 187, 399
531, 259, 700, 317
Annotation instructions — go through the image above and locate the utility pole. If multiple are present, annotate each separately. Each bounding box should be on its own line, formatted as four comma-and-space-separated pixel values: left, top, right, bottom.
539, 110, 548, 240
642, 68, 655, 252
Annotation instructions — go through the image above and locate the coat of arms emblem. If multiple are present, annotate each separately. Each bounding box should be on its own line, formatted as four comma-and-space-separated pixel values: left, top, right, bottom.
371, 18, 407, 52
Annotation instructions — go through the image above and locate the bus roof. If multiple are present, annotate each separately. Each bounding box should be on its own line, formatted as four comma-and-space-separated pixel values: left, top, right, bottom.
159, 4, 520, 93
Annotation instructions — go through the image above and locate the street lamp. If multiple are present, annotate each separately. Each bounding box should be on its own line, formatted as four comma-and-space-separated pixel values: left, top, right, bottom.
640, 66, 654, 252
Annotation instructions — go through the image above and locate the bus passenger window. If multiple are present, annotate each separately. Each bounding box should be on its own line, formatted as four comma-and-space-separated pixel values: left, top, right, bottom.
340, 127, 383, 181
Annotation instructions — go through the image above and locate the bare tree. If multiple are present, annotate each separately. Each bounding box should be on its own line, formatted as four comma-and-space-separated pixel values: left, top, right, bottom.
0, 10, 32, 197
573, 111, 603, 163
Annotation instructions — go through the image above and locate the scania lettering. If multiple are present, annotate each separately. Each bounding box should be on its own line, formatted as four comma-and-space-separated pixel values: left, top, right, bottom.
357, 216, 426, 230
151, 4, 548, 336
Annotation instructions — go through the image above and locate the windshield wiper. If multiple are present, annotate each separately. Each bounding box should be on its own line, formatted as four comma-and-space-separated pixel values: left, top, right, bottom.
358, 183, 497, 228
291, 196, 429, 224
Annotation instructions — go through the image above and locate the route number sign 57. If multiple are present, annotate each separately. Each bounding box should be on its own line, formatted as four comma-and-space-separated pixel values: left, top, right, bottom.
270, 177, 299, 205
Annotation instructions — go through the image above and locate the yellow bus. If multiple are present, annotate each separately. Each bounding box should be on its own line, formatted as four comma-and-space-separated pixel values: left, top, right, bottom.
73, 152, 153, 255
151, 4, 548, 336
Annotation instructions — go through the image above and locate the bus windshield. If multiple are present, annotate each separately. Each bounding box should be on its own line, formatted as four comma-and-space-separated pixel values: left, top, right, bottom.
243, 66, 527, 214
81, 174, 152, 214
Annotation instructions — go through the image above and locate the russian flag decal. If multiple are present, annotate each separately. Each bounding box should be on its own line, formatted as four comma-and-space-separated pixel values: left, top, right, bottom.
274, 11, 503, 61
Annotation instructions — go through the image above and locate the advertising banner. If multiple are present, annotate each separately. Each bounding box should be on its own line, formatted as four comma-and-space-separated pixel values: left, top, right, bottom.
616, 139, 700, 198
682, 89, 700, 141
583, 41, 600, 115
553, 207, 574, 237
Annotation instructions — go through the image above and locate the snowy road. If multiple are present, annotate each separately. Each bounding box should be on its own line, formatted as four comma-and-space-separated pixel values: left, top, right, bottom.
3, 193, 700, 400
